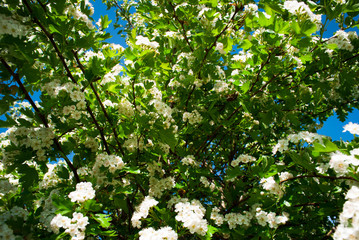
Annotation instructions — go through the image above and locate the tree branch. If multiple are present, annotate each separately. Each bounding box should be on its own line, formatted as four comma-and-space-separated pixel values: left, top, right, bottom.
71, 49, 125, 156
168, 1, 194, 52
0, 57, 80, 183
280, 174, 358, 184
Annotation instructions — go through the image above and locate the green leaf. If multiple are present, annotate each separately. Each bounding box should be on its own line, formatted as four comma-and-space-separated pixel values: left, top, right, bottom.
206, 225, 218, 239
83, 199, 102, 212
114, 195, 129, 213
160, 62, 171, 70
49, 24, 61, 34
301, 20, 317, 36
312, 138, 339, 154
0, 114, 16, 128
55, 232, 68, 240
94, 214, 112, 228
57, 164, 70, 179
158, 128, 177, 149
18, 164, 39, 189
239, 39, 252, 50
289, 152, 314, 171
52, 194, 74, 215
258, 11, 274, 27
240, 80, 251, 93
102, 15, 112, 29
122, 166, 141, 174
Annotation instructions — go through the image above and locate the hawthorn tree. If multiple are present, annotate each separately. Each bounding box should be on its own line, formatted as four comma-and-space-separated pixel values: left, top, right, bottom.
1, 0, 359, 239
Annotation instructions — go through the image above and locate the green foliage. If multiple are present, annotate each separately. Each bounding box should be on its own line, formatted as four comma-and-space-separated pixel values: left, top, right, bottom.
0, 0, 359, 239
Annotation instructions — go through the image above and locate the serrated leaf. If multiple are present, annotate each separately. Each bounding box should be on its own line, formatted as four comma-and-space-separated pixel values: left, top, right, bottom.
52, 194, 74, 215
289, 152, 314, 171
18, 164, 39, 189
94, 214, 112, 228
83, 199, 102, 212
206, 225, 218, 239
239, 39, 252, 50
114, 195, 129, 213
158, 128, 177, 149
312, 138, 339, 153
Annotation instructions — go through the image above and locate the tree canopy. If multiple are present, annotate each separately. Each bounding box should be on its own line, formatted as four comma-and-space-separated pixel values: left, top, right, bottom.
0, 0, 359, 239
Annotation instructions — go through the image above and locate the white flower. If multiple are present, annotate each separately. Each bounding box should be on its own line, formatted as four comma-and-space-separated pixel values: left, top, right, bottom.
175, 200, 208, 236
346, 186, 359, 200
135, 36, 159, 49
329, 151, 349, 176
139, 226, 178, 240
343, 122, 359, 135
215, 42, 226, 54
68, 182, 96, 203
131, 196, 158, 228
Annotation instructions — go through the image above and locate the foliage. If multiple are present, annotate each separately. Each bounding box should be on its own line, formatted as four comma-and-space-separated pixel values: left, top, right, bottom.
0, 0, 359, 239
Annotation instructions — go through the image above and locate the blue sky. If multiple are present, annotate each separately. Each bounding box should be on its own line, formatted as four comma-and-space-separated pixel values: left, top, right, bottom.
0, 1, 358, 142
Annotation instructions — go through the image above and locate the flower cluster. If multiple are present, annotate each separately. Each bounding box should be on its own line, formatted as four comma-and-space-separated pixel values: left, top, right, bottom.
181, 155, 199, 167
42, 80, 86, 121
273, 131, 323, 154
136, 35, 159, 49
215, 42, 226, 54
68, 182, 96, 203
334, 186, 359, 239
244, 3, 258, 14
183, 110, 203, 125
255, 208, 289, 228
327, 30, 357, 52
40, 161, 67, 189
50, 212, 89, 240
0, 14, 28, 38
123, 134, 145, 152
101, 63, 123, 85
231, 154, 256, 167
329, 149, 359, 176
131, 196, 158, 228
84, 137, 99, 152
139, 226, 178, 240
7, 127, 55, 162
0, 206, 29, 222
200, 176, 215, 191
343, 122, 359, 135
0, 179, 17, 197
65, 2, 95, 29
118, 99, 134, 117
213, 80, 230, 94
0, 224, 16, 239
283, 0, 321, 26
224, 211, 252, 229
260, 176, 283, 197
149, 176, 175, 198
210, 207, 224, 226
175, 199, 208, 236
93, 153, 125, 175
39, 190, 58, 231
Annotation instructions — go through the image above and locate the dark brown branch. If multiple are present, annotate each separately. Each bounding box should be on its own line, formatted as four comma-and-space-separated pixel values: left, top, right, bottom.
185, 84, 196, 110
86, 103, 111, 155
23, 0, 115, 155
169, 1, 194, 52
0, 57, 80, 183
111, 0, 134, 29
280, 174, 358, 184
197, 5, 245, 77
71, 49, 125, 156
22, 0, 78, 85
248, 51, 273, 93
293, 202, 320, 207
